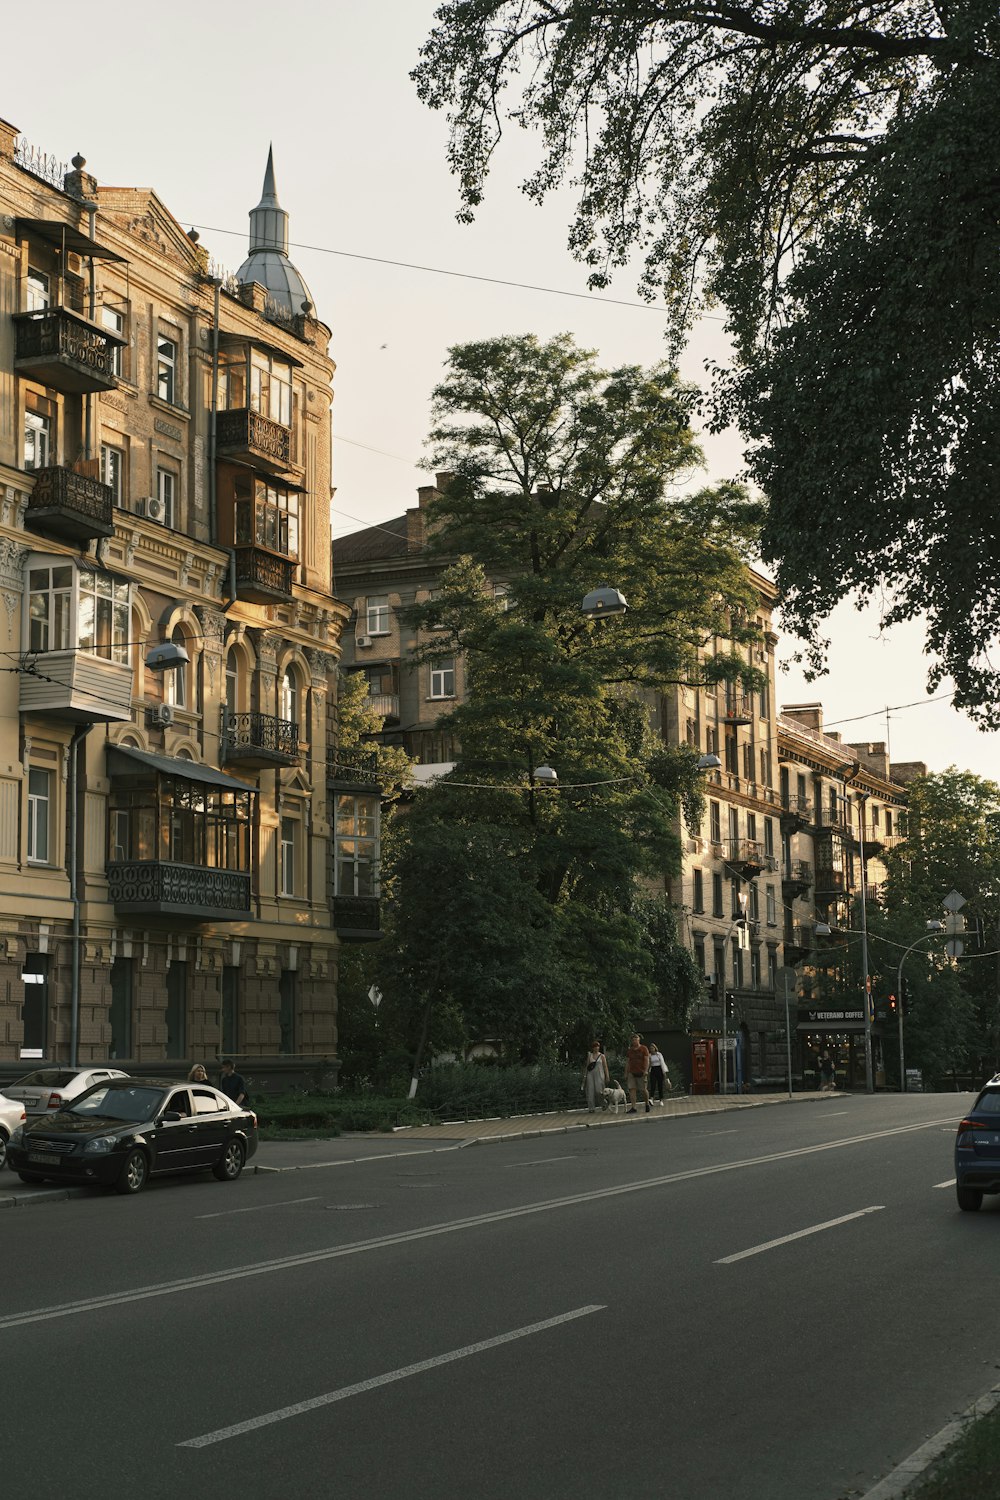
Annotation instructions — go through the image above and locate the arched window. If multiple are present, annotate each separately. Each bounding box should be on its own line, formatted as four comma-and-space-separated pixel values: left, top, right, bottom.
280, 666, 298, 729
165, 627, 188, 709
225, 652, 239, 718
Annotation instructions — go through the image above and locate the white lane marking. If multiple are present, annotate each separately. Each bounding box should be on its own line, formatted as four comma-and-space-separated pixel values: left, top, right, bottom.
178, 1305, 605, 1448
818, 1110, 849, 1117
933, 1179, 955, 1189
699, 1129, 738, 1136
507, 1155, 577, 1168
716, 1206, 885, 1264
0, 1116, 954, 1332
196, 1196, 321, 1220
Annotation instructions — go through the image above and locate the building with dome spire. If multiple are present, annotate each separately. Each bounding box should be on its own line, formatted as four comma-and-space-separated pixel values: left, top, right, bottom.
0, 118, 378, 1085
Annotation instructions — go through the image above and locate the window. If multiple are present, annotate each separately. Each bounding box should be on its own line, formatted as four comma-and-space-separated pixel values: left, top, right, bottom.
692, 869, 704, 913
366, 595, 390, 635
21, 953, 49, 1054
235, 474, 300, 559
27, 769, 50, 863
750, 948, 761, 990
165, 628, 188, 708
24, 407, 51, 471
109, 779, 252, 870
193, 1089, 224, 1115
767, 951, 777, 990
280, 817, 297, 896
764, 819, 774, 857
280, 667, 299, 728
746, 813, 757, 843
713, 941, 726, 987
885, 808, 894, 836
758, 679, 770, 719
430, 658, 456, 699
730, 878, 742, 919
760, 747, 771, 786
156, 334, 177, 404
110, 957, 132, 1060
26, 267, 50, 311
101, 304, 125, 377
732, 942, 744, 990
28, 565, 72, 652
77, 572, 131, 662
694, 938, 706, 976
157, 468, 176, 528
728, 806, 739, 842
725, 733, 738, 773
250, 349, 292, 426
493, 583, 510, 610
165, 963, 186, 1059
749, 883, 760, 921
766, 886, 777, 926
709, 801, 722, 844
335, 793, 380, 897
743, 742, 754, 780
101, 444, 124, 503
712, 872, 724, 917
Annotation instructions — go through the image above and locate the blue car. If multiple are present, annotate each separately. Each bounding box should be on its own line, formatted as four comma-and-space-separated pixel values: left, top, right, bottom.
955, 1079, 1000, 1211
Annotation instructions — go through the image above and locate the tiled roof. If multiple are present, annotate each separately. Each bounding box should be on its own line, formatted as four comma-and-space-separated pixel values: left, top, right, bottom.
333, 515, 409, 566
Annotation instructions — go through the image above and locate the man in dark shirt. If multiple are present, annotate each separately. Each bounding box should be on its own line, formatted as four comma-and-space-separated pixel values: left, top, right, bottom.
219, 1058, 249, 1107
626, 1033, 651, 1114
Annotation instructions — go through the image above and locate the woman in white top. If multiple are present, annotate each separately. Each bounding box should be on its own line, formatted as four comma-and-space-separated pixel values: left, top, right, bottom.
582, 1041, 610, 1112
647, 1044, 669, 1104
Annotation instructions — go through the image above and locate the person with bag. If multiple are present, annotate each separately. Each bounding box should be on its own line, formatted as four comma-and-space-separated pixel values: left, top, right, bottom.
581, 1040, 610, 1113
648, 1043, 669, 1104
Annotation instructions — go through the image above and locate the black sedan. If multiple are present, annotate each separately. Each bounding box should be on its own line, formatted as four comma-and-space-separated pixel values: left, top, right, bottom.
6, 1077, 258, 1195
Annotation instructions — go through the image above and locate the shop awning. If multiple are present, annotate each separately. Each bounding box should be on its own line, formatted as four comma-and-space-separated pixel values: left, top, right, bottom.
108, 745, 256, 794
796, 1020, 868, 1033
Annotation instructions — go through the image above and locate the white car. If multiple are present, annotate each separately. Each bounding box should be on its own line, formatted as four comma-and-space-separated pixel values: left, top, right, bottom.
3, 1067, 129, 1119
0, 1091, 27, 1170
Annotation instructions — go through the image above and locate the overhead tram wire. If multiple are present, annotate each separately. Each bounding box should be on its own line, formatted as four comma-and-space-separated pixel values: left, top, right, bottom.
185, 221, 726, 320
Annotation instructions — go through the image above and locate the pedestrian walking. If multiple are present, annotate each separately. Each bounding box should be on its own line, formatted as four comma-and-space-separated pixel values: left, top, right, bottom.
219, 1057, 250, 1107
581, 1040, 610, 1113
626, 1033, 651, 1114
187, 1063, 209, 1083
820, 1051, 836, 1092
648, 1043, 669, 1103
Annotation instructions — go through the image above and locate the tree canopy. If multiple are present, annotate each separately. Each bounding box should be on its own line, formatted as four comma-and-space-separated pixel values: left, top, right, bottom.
375, 333, 760, 1058
414, 3, 1000, 718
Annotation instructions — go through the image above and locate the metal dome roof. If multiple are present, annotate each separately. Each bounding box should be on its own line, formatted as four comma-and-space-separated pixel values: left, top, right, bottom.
235, 147, 314, 317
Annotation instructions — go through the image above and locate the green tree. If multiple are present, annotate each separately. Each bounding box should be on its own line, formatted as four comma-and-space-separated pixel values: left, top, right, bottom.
414, 4, 1000, 716
380, 332, 761, 1060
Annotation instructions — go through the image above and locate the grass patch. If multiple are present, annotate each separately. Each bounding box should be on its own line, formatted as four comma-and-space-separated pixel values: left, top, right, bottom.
254, 1093, 433, 1135
907, 1397, 1000, 1500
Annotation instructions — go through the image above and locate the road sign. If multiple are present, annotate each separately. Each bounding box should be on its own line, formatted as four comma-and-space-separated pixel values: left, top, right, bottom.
368, 985, 383, 1010
943, 889, 967, 913
945, 939, 965, 960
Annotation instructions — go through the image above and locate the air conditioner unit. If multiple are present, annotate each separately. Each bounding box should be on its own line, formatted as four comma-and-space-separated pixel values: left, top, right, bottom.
710, 842, 725, 859
355, 635, 372, 649
146, 704, 174, 728
685, 837, 703, 854
141, 495, 166, 523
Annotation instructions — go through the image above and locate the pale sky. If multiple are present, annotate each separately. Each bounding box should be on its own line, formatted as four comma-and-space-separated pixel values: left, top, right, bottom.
6, 0, 998, 781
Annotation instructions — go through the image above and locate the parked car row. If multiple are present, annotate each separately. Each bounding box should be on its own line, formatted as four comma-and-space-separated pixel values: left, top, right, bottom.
1, 1069, 258, 1196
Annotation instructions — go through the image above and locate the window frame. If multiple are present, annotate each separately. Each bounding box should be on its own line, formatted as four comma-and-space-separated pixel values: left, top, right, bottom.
101, 442, 125, 504
366, 595, 390, 635
156, 332, 178, 405
26, 768, 51, 864
429, 658, 456, 700
156, 467, 176, 528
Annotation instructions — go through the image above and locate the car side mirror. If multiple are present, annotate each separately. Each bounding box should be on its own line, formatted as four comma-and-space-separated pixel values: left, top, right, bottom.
161, 1110, 183, 1123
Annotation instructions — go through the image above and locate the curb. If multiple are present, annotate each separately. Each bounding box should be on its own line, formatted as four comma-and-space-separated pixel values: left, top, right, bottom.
859, 1380, 1000, 1499
0, 1185, 90, 1208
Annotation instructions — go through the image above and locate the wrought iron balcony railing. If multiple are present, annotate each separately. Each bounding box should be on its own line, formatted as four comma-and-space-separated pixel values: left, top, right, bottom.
221, 711, 298, 766
216, 407, 293, 470
107, 860, 251, 920
234, 546, 295, 603
332, 894, 382, 942
14, 307, 119, 393
24, 464, 115, 543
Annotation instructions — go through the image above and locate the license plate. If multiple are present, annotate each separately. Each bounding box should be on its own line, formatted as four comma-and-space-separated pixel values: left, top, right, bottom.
28, 1152, 59, 1166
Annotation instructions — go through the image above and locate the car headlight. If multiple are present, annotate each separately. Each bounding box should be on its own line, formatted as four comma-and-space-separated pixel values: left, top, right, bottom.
10, 1125, 24, 1146
83, 1136, 117, 1154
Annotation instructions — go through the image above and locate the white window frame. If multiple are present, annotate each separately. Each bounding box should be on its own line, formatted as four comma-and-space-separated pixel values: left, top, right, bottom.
429, 658, 455, 700
26, 267, 50, 312
165, 628, 188, 708
101, 443, 124, 503
27, 769, 51, 864
157, 334, 178, 404
24, 409, 51, 472
335, 793, 380, 897
366, 595, 390, 635
280, 816, 297, 897
101, 304, 124, 377
157, 467, 176, 528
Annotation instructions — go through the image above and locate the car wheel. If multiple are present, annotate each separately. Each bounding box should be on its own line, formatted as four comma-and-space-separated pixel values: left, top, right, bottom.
212, 1138, 246, 1182
17, 1171, 46, 1185
115, 1148, 149, 1196
0, 1129, 7, 1171
957, 1185, 983, 1212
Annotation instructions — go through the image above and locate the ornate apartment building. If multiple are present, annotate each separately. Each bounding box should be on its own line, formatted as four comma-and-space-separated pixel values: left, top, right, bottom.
0, 119, 375, 1076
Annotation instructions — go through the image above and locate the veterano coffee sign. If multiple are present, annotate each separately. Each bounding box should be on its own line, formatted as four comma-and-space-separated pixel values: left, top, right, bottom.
800, 1009, 864, 1024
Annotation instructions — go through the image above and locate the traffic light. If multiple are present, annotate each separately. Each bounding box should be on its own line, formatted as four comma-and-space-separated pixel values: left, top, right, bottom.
726, 991, 736, 1021
887, 993, 898, 1017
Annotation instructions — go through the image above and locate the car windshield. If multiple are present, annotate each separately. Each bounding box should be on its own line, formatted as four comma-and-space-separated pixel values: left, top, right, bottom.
15, 1069, 76, 1087
65, 1085, 164, 1122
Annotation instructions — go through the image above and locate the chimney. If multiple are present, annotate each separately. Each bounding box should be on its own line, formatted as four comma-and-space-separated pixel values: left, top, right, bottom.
781, 702, 824, 732
0, 117, 18, 161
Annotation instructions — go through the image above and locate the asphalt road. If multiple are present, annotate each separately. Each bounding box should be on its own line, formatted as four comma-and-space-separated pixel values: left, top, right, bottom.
2, 1093, 992, 1500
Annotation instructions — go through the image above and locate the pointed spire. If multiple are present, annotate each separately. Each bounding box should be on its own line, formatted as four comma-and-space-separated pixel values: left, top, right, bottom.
248, 144, 288, 256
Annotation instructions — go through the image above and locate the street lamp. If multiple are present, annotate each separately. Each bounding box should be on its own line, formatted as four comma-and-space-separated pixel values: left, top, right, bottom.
896, 920, 945, 1093
696, 753, 722, 770
581, 586, 628, 619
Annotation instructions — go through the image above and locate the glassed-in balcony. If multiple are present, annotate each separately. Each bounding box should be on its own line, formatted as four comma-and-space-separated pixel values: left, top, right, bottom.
19, 651, 132, 724
234, 546, 295, 603
216, 407, 292, 471
222, 711, 299, 769
332, 894, 381, 942
24, 466, 114, 544
14, 308, 120, 394
106, 861, 251, 921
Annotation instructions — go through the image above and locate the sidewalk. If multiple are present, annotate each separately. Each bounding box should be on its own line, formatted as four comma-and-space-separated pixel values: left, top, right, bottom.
0, 1088, 838, 1204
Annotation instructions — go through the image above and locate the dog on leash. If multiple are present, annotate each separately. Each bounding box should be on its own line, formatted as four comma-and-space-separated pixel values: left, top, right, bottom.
601, 1080, 628, 1115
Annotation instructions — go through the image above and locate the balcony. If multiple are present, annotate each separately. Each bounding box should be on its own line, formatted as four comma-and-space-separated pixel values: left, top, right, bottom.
782, 859, 813, 896
782, 923, 817, 962
222, 711, 299, 769
234, 546, 295, 604
329, 752, 381, 790
814, 866, 849, 896
216, 408, 292, 472
13, 307, 120, 394
367, 692, 399, 723
723, 838, 778, 880
332, 894, 382, 943
19, 651, 132, 724
723, 692, 755, 726
106, 860, 251, 921
24, 465, 114, 544
779, 796, 813, 832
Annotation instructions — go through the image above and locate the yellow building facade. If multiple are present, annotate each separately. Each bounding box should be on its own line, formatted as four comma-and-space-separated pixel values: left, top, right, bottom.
0, 121, 364, 1080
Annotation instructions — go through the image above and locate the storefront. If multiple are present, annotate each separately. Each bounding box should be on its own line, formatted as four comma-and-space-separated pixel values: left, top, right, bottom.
796, 1007, 884, 1090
